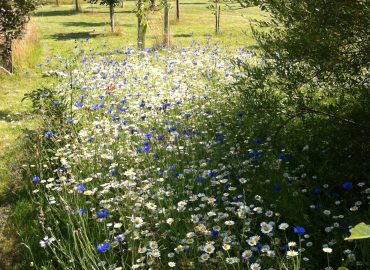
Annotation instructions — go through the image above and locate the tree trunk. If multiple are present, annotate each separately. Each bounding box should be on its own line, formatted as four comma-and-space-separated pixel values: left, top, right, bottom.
121, 0, 124, 8
75, 0, 79, 11
150, 0, 156, 10
217, 5, 220, 34
137, 0, 146, 50
109, 4, 115, 32
176, 0, 179, 21
164, 3, 170, 46
56, 0, 59, 7
215, 2, 220, 34
0, 35, 13, 74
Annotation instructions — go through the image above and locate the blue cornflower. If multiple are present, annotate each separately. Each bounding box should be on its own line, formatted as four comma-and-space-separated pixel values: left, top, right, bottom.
342, 182, 353, 190
45, 131, 53, 138
75, 101, 84, 107
294, 226, 305, 235
118, 107, 128, 112
97, 242, 110, 253
78, 208, 87, 215
144, 133, 152, 139
195, 177, 203, 183
254, 138, 262, 144
208, 170, 217, 177
278, 153, 286, 161
274, 185, 282, 192
143, 141, 151, 152
97, 209, 109, 218
216, 136, 225, 142
314, 188, 321, 194
52, 101, 61, 106
76, 184, 86, 192
110, 169, 117, 175
211, 230, 219, 238
115, 234, 125, 242
185, 113, 191, 119
32, 176, 41, 183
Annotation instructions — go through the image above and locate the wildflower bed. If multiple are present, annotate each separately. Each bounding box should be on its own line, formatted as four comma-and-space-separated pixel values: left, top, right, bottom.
26, 42, 368, 270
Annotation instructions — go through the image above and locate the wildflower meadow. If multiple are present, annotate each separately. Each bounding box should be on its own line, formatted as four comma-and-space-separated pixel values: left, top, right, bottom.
0, 1, 369, 270
21, 40, 369, 270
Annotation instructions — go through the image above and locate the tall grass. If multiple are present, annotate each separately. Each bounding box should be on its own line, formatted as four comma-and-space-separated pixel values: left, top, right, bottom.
12, 22, 41, 71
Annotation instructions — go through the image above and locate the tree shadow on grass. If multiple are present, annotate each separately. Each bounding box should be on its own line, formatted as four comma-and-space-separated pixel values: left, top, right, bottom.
181, 2, 207, 4
0, 110, 27, 122
82, 10, 135, 14
35, 10, 79, 17
121, 23, 135, 28
63, 21, 107, 27
50, 32, 99, 40
173, 33, 194, 38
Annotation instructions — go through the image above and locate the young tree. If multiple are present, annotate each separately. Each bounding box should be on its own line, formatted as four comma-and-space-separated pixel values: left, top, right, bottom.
75, 0, 80, 11
136, 0, 149, 50
175, 0, 179, 21
208, 0, 222, 34
88, 0, 121, 32
162, 0, 170, 46
0, 0, 40, 73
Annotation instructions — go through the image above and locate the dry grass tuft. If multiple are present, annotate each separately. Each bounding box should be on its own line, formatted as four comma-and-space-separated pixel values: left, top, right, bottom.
106, 26, 124, 36
12, 22, 40, 71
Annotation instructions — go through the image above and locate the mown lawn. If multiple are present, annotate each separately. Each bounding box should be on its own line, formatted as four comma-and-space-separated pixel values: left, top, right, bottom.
34, 1, 266, 54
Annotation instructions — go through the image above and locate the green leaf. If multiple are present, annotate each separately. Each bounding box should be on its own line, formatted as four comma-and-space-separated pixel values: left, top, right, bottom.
337, 267, 349, 270
345, 223, 370, 240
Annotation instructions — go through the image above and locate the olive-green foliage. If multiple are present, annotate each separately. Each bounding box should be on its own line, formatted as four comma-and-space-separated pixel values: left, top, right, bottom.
0, 0, 41, 71
234, 1, 370, 267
